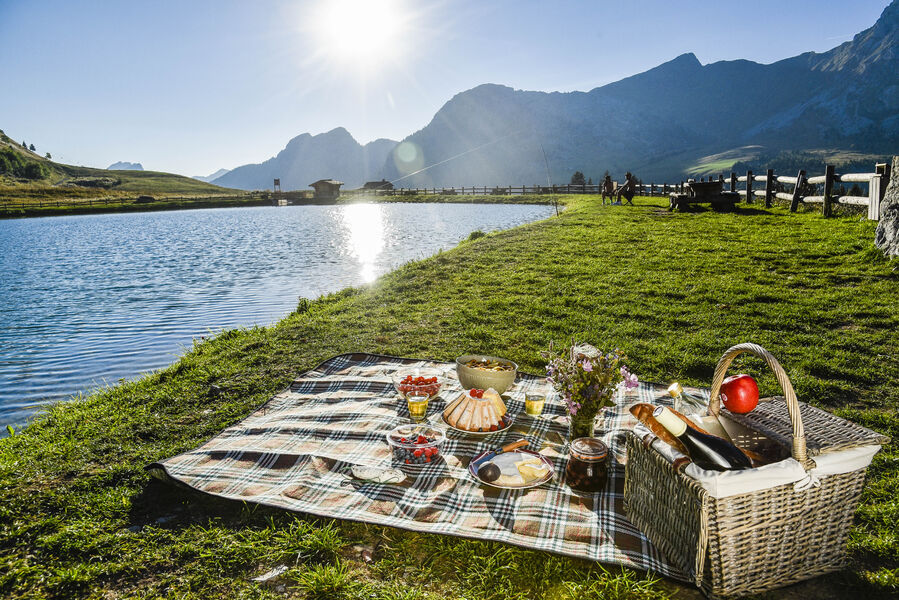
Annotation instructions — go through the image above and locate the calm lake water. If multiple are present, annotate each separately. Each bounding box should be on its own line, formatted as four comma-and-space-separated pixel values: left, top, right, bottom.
0, 203, 554, 428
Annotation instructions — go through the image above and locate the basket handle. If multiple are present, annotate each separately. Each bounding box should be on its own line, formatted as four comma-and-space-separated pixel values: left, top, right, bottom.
708, 343, 812, 469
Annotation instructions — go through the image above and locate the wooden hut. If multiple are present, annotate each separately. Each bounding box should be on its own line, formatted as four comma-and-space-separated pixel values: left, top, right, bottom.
309, 179, 343, 200
362, 179, 394, 192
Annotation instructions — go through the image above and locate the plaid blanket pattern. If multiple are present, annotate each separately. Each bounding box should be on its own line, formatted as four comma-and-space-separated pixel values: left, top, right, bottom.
150, 353, 688, 580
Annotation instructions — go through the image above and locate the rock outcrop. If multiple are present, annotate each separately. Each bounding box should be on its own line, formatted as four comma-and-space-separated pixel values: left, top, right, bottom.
874, 156, 899, 257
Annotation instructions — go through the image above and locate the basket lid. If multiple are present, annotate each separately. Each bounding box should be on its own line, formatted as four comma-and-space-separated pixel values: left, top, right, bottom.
724, 397, 890, 457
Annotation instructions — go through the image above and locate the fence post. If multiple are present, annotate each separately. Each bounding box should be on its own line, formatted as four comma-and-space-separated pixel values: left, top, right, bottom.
822, 164, 835, 217
730, 172, 737, 192
869, 174, 881, 220
765, 169, 774, 208
789, 170, 806, 212
876, 162, 891, 202
746, 170, 753, 204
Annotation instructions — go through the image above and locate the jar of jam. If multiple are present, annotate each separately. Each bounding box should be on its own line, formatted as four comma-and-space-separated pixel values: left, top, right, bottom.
565, 437, 609, 493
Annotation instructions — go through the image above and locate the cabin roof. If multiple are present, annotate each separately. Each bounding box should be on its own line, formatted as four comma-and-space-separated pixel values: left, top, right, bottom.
309, 179, 343, 187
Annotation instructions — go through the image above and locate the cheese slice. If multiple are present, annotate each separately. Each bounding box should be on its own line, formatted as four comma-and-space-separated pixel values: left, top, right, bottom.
515, 457, 543, 468
517, 462, 549, 483
494, 474, 521, 487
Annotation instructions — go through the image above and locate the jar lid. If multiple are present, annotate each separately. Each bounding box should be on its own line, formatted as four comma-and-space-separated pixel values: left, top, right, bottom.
569, 437, 608, 462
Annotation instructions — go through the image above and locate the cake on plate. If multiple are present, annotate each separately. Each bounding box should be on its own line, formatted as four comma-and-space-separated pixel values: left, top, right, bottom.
442, 388, 507, 432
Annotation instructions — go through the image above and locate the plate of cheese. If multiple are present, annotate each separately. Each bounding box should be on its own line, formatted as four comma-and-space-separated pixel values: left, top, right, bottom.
468, 448, 555, 489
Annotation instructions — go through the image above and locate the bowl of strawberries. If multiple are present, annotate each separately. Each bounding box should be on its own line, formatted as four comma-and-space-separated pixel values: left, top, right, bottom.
386, 424, 445, 466
392, 367, 443, 399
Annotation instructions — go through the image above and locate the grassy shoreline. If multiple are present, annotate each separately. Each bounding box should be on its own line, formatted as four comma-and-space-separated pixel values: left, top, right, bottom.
0, 192, 560, 219
1, 195, 896, 599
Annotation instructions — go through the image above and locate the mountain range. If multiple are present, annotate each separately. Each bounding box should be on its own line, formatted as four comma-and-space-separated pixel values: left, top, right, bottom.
192, 168, 230, 183
107, 161, 143, 171
211, 130, 397, 190
214, 1, 899, 190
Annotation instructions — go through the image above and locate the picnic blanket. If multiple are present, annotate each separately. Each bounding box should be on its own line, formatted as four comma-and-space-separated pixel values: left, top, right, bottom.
149, 353, 687, 581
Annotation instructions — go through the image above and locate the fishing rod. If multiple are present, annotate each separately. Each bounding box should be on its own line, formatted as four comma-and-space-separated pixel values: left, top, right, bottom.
540, 142, 559, 217
388, 129, 529, 186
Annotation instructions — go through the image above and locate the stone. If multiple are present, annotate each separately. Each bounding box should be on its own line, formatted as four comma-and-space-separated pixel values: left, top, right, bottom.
252, 565, 289, 585
875, 156, 899, 257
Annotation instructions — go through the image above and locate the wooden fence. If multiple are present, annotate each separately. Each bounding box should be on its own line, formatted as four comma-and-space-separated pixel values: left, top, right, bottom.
342, 183, 680, 197
344, 160, 891, 220
728, 162, 891, 220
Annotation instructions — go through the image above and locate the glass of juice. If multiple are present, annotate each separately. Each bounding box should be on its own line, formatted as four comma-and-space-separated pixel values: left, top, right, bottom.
525, 393, 546, 417
406, 392, 430, 422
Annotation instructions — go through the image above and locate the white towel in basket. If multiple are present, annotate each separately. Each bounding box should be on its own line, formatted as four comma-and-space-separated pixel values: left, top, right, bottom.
633, 423, 881, 498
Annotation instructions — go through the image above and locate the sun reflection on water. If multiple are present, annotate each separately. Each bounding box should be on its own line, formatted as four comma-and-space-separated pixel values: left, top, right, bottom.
340, 203, 385, 283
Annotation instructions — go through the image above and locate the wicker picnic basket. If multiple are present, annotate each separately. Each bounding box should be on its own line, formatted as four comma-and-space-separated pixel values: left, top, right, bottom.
623, 343, 889, 598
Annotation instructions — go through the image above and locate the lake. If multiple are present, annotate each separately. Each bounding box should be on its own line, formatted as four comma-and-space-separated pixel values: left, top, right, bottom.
0, 203, 554, 428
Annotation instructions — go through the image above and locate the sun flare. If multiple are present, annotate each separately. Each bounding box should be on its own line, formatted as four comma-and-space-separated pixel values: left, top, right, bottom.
308, 0, 409, 70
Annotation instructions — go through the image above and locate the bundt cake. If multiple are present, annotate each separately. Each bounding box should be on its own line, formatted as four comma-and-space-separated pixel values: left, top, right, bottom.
442, 388, 507, 432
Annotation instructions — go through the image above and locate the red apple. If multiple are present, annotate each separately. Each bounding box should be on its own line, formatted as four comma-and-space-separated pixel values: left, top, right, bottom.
720, 374, 759, 413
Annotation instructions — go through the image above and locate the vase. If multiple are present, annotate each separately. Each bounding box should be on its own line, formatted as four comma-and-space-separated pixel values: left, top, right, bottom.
568, 413, 596, 442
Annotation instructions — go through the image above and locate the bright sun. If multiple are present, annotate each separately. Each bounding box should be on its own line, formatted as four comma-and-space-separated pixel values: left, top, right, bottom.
308, 0, 408, 70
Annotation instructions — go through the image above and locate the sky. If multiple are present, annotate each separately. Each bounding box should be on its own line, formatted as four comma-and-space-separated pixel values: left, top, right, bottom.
0, 0, 892, 177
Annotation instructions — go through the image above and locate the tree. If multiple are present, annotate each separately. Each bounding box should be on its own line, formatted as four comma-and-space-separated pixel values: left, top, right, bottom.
570, 171, 586, 186
587, 177, 593, 185
22, 162, 47, 179
29, 144, 35, 151
22, 140, 27, 148
45, 152, 52, 159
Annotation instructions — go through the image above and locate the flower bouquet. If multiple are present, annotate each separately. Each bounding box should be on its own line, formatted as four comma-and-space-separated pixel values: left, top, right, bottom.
543, 341, 638, 441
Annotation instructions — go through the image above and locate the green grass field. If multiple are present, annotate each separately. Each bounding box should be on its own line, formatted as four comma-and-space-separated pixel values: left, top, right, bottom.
0, 195, 896, 599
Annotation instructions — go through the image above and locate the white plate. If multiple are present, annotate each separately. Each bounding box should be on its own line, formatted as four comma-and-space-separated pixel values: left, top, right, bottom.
440, 412, 514, 436
468, 448, 555, 489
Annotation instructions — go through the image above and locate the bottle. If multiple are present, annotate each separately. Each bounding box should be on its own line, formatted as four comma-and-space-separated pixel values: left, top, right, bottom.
652, 406, 752, 471
667, 382, 706, 414
667, 382, 734, 443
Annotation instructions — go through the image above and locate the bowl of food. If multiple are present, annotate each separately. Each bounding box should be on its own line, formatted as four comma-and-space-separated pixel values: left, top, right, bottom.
455, 355, 518, 394
386, 424, 446, 466
392, 367, 443, 399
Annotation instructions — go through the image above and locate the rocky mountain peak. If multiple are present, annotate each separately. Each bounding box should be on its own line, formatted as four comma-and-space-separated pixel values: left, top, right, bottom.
812, 0, 899, 73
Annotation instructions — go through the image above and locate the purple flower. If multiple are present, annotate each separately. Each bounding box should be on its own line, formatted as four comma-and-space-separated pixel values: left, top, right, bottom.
621, 366, 639, 389
581, 359, 593, 372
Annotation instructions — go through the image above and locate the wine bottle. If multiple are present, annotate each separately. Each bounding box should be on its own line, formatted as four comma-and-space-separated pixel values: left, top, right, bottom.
653, 406, 752, 471
667, 382, 735, 443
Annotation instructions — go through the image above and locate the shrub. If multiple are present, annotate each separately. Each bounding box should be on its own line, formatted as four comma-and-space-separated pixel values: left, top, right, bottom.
21, 162, 47, 180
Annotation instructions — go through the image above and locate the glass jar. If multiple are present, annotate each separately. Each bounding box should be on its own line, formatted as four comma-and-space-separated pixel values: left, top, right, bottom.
565, 437, 609, 493
524, 393, 545, 416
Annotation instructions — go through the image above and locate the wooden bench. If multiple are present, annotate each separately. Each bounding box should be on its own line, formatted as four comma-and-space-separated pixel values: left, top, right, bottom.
669, 180, 740, 211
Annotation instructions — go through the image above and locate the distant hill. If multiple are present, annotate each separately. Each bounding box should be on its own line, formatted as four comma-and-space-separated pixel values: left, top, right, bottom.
213, 128, 397, 191
193, 168, 230, 183
375, 0, 899, 185
0, 130, 234, 195
107, 161, 143, 171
